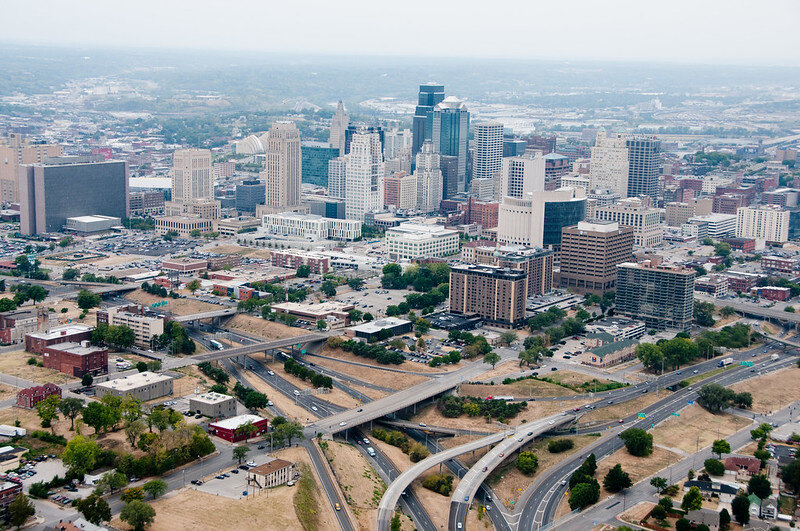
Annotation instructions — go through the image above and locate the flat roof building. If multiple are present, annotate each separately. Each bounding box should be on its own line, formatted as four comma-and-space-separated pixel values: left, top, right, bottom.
96, 371, 173, 401
616, 261, 695, 332
345, 317, 413, 341
449, 264, 528, 328
594, 197, 663, 248
42, 341, 108, 378
189, 392, 237, 419
559, 221, 634, 294
96, 306, 165, 349
386, 222, 460, 261
247, 458, 297, 489
64, 215, 122, 233
208, 414, 269, 442
271, 301, 354, 327
25, 324, 93, 354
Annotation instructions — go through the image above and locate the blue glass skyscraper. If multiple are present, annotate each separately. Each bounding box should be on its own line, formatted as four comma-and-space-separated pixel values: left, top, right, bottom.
412, 83, 445, 158
432, 96, 470, 193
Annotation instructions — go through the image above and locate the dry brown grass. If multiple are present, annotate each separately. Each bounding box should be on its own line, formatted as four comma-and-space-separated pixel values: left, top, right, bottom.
227, 314, 308, 340
322, 343, 452, 374
410, 403, 504, 434
310, 354, 429, 390
651, 404, 751, 454
477, 359, 530, 381
172, 364, 215, 397
111, 445, 338, 531
578, 393, 663, 424
595, 446, 682, 499
125, 289, 221, 316
459, 379, 576, 399
729, 366, 800, 414
240, 370, 313, 424
546, 370, 616, 389
322, 441, 384, 531
411, 467, 488, 531
0, 350, 77, 385
208, 244, 273, 259
252, 359, 361, 409
510, 399, 590, 427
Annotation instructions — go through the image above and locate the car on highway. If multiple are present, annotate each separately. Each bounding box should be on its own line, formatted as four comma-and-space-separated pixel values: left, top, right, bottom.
419, 423, 427, 427
498, 452, 504, 457
618, 419, 624, 423
339, 422, 347, 426
481, 466, 488, 472
267, 370, 274, 375
517, 437, 523, 442
311, 406, 318, 412
334, 503, 341, 511
363, 438, 370, 444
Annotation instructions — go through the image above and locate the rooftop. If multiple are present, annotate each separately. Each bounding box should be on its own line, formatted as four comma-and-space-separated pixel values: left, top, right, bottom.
249, 458, 294, 476
387, 222, 459, 239
191, 392, 234, 405
27, 324, 92, 341
348, 317, 411, 334
46, 342, 106, 357
271, 301, 354, 315
209, 414, 265, 431
96, 371, 172, 392
573, 220, 621, 233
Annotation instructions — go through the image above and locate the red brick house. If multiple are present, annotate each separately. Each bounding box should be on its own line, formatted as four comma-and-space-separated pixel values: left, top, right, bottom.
0, 480, 22, 521
16, 383, 62, 409
208, 414, 269, 442
42, 341, 108, 378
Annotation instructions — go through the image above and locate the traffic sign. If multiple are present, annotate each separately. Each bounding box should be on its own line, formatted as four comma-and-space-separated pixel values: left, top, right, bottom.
688, 400, 694, 405
638, 413, 646, 419
672, 412, 680, 416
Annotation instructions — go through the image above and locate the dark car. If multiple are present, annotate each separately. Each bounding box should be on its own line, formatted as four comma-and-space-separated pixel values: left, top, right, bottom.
551, 367, 558, 371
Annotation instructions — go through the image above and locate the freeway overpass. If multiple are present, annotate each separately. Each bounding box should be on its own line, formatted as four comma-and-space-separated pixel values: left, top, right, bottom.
380, 419, 493, 437
60, 281, 140, 295
376, 413, 574, 531
709, 298, 800, 324
188, 331, 334, 363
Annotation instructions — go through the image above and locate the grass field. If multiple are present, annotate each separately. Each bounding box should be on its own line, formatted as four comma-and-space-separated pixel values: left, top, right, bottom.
0, 350, 77, 385
578, 393, 662, 424
321, 440, 384, 530
730, 366, 800, 414
595, 446, 682, 498
651, 404, 751, 454
459, 379, 576, 399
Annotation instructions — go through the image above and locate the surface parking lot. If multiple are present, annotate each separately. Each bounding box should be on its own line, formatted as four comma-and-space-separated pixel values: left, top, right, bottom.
194, 452, 286, 499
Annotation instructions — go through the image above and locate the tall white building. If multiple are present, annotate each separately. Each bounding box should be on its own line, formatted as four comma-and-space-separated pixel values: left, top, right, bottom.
328, 157, 347, 199
345, 132, 384, 221
472, 122, 504, 181
172, 148, 212, 203
589, 131, 629, 198
498, 152, 545, 199
329, 101, 349, 155
594, 197, 663, 247
736, 205, 789, 243
263, 121, 301, 210
498, 187, 586, 248
414, 141, 443, 214
384, 129, 413, 161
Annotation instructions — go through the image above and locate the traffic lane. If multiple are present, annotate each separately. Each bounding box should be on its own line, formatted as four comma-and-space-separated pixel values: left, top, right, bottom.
246, 360, 345, 419
304, 440, 354, 531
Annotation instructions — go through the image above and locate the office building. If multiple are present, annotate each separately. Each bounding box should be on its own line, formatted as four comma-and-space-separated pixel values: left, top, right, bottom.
25, 324, 93, 354
498, 187, 586, 249
19, 156, 128, 235
96, 371, 174, 401
384, 129, 412, 161
306, 196, 346, 219
498, 152, 545, 199
615, 261, 695, 332
171, 149, 212, 203
414, 141, 443, 213
626, 137, 661, 201
0, 309, 40, 345
386, 222, 460, 261
327, 157, 347, 199
263, 121, 301, 210
272, 301, 354, 327
665, 198, 713, 227
495, 246, 555, 296
214, 217, 260, 238
713, 194, 746, 215
189, 392, 236, 418
96, 305, 165, 349
432, 96, 469, 193
154, 216, 213, 237
686, 213, 737, 240
473, 122, 504, 181
247, 459, 298, 489
42, 341, 108, 378
383, 172, 417, 210
271, 250, 330, 274
262, 212, 361, 240
301, 141, 339, 187
412, 83, 445, 157
589, 131, 629, 197
440, 155, 459, 200
503, 138, 527, 158
444, 197, 499, 230
344, 124, 384, 156
559, 221, 634, 294
235, 180, 266, 213
129, 190, 165, 216
470, 178, 495, 201
0, 134, 62, 204
449, 264, 527, 328
345, 132, 384, 221
544, 153, 570, 190
328, 101, 349, 155
736, 205, 790, 243
594, 198, 663, 248
64, 215, 121, 233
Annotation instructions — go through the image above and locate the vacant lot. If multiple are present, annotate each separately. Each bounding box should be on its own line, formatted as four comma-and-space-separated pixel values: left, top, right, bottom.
595, 446, 682, 498
227, 314, 308, 340
546, 370, 618, 390
322, 440, 384, 530
477, 359, 531, 381
126, 289, 221, 316
0, 350, 77, 385
114, 446, 337, 531
460, 379, 576, 399
310, 355, 428, 391
321, 345, 450, 375
730, 366, 800, 414
173, 364, 214, 397
651, 404, 751, 454
578, 393, 662, 424
241, 371, 312, 424
208, 244, 273, 259
410, 403, 504, 434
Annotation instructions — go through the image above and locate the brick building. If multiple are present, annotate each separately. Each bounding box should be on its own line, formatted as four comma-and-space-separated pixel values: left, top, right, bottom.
270, 250, 330, 274
559, 221, 634, 295
449, 264, 527, 328
42, 341, 108, 378
0, 309, 39, 344
25, 324, 93, 354
16, 383, 61, 409
247, 459, 297, 489
0, 480, 22, 520
208, 414, 269, 442
712, 194, 745, 215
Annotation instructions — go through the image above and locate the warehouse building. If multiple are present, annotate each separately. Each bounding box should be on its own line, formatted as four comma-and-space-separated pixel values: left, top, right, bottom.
25, 324, 93, 354
96, 371, 173, 401
208, 414, 269, 442
64, 215, 121, 233
42, 341, 108, 378
189, 392, 237, 418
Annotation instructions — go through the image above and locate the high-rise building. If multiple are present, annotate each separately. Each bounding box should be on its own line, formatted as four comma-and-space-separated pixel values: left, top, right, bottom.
171, 148, 212, 203
735, 205, 790, 243
559, 221, 634, 294
19, 156, 128, 235
498, 187, 586, 249
306, 196, 346, 219
263, 121, 301, 210
0, 134, 62, 203
432, 96, 469, 193
449, 264, 528, 328
594, 197, 663, 248
499, 153, 546, 199
301, 142, 339, 187
412, 83, 445, 157
496, 247, 555, 297
345, 132, 384, 221
473, 122, 504, 182
589, 131, 629, 197
384, 129, 413, 161
235, 180, 266, 213
544, 153, 570, 190
383, 172, 417, 210
440, 155, 459, 200
328, 101, 349, 155
616, 261, 695, 332
414, 141, 443, 214
626, 137, 661, 201
328, 157, 347, 199
344, 125, 384, 156
503, 138, 528, 158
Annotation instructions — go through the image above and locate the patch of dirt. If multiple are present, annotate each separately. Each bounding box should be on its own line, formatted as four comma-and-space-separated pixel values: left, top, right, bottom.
651, 404, 751, 454
125, 289, 221, 316
321, 345, 449, 374
173, 365, 215, 397
322, 440, 384, 531
729, 366, 800, 414
546, 370, 617, 390
0, 406, 74, 438
309, 355, 429, 390
578, 393, 663, 424
460, 380, 577, 399
0, 350, 77, 385
207, 244, 273, 259
595, 446, 682, 499
619, 501, 656, 525
410, 403, 503, 434
477, 359, 530, 381
241, 370, 314, 425
227, 314, 308, 340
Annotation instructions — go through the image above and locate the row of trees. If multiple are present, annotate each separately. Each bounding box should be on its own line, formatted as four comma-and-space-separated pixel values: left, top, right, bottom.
232, 382, 269, 410
283, 358, 333, 388
92, 322, 135, 349
438, 396, 527, 422
327, 336, 405, 365
568, 454, 600, 509
697, 383, 753, 413
381, 262, 450, 292
371, 428, 430, 462
198, 362, 229, 384
636, 324, 755, 373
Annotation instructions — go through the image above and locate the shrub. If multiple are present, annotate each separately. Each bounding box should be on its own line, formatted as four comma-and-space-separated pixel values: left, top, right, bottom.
547, 438, 574, 453
516, 452, 539, 475
422, 473, 453, 496
704, 458, 725, 476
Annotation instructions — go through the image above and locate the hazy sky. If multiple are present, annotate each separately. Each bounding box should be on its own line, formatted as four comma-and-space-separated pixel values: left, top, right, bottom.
5, 0, 800, 65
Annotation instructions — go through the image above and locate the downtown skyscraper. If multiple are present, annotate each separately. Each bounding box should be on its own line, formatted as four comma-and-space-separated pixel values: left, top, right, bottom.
411, 83, 445, 157
328, 101, 349, 155
345, 131, 384, 221
414, 141, 443, 214
432, 96, 469, 193
472, 121, 504, 181
626, 137, 661, 201
263, 121, 301, 210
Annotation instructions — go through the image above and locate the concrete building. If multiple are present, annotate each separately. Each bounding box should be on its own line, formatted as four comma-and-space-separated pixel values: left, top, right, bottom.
495, 246, 555, 297
0, 480, 22, 519
383, 172, 417, 210
616, 261, 695, 332
385, 222, 460, 260
25, 324, 93, 354
736, 205, 790, 243
189, 392, 236, 418
16, 383, 61, 409
154, 216, 213, 237
432, 96, 469, 193
64, 215, 121, 233
544, 153, 571, 190
594, 197, 663, 247
498, 187, 586, 249
235, 180, 266, 213
0, 134, 62, 203
412, 83, 445, 157
449, 264, 527, 328
586, 316, 646, 341
172, 149, 212, 203
327, 156, 347, 199
215, 216, 261, 238
473, 122, 504, 182
559, 221, 634, 294
262, 212, 361, 240
384, 129, 412, 161
96, 371, 173, 401
694, 275, 730, 298
164, 198, 220, 220
271, 301, 354, 327
589, 131, 629, 198
686, 213, 737, 240
247, 459, 297, 489
42, 341, 108, 378
345, 131, 384, 221
626, 137, 661, 201
96, 305, 165, 349
270, 250, 330, 274
345, 317, 413, 341
414, 142, 443, 213
329, 101, 349, 155
208, 414, 269, 442
19, 156, 128, 235
0, 309, 40, 344
665, 198, 713, 226
129, 190, 165, 216
498, 152, 545, 200
263, 122, 301, 210
306, 196, 346, 219
161, 258, 208, 273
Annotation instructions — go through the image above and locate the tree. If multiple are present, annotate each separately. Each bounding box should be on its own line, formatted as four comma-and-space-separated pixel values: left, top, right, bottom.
731, 494, 750, 525
186, 280, 201, 293
650, 504, 667, 522
499, 331, 517, 346
619, 428, 653, 457
320, 281, 337, 297
77, 289, 102, 310
275, 421, 303, 446
636, 343, 664, 372
363, 313, 373, 322
675, 518, 692, 531
121, 487, 145, 503
34, 394, 60, 431
603, 464, 632, 493
650, 476, 668, 495
82, 373, 94, 387
235, 421, 258, 442
124, 419, 146, 447
142, 479, 167, 500
136, 361, 148, 373
348, 309, 363, 323
120, 500, 156, 531
61, 435, 99, 478
296, 265, 311, 278
146, 360, 162, 372
697, 383, 736, 413
0, 298, 15, 312
62, 268, 80, 281
781, 458, 800, 492
694, 300, 716, 327
83, 402, 116, 433
58, 397, 84, 430
681, 486, 703, 511
516, 451, 539, 475
747, 474, 772, 503
704, 458, 725, 476
346, 278, 364, 290
568, 480, 600, 509
719, 508, 731, 530
76, 493, 111, 525
96, 471, 128, 494
316, 319, 327, 330
8, 493, 34, 529
712, 439, 731, 458
483, 352, 501, 369
719, 306, 736, 318
233, 446, 250, 464
415, 319, 431, 336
